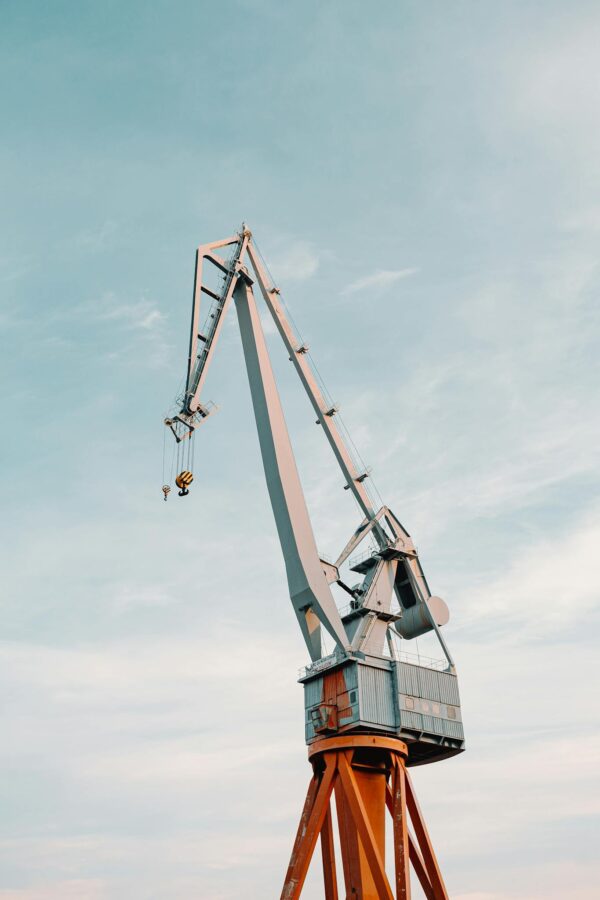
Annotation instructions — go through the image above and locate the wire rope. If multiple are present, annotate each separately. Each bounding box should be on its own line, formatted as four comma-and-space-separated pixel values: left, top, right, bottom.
252, 236, 384, 512
169, 437, 176, 485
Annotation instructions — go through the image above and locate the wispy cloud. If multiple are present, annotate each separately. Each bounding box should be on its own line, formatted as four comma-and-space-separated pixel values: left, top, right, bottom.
0, 880, 107, 900
0, 253, 32, 283
4, 5, 600, 897
510, 15, 600, 166
340, 267, 418, 296
268, 240, 319, 282
96, 295, 166, 332
91, 293, 170, 366
460, 507, 600, 632
259, 309, 278, 335
71, 219, 118, 254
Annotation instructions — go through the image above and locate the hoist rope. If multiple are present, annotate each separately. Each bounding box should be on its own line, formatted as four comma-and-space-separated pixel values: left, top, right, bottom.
169, 437, 176, 484
252, 237, 384, 512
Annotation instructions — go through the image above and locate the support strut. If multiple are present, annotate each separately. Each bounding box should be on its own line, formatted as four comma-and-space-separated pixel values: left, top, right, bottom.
281, 736, 450, 900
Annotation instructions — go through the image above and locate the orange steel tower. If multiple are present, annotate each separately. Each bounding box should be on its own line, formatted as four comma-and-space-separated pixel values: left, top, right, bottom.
164, 226, 465, 898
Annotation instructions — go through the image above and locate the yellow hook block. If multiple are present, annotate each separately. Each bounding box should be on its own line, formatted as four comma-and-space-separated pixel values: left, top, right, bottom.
175, 470, 194, 496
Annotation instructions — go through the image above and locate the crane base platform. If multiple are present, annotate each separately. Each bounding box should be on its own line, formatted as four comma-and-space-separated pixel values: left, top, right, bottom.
281, 734, 449, 900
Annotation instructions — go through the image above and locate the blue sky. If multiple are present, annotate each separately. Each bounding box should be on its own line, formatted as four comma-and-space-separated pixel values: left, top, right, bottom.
1, 2, 599, 898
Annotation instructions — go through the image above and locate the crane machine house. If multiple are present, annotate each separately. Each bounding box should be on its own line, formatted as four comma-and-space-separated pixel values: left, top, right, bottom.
163, 225, 464, 768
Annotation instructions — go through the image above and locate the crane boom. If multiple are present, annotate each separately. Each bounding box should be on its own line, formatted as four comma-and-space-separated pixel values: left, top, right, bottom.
164, 224, 463, 765
163, 224, 466, 897
185, 231, 249, 414
234, 272, 349, 659
245, 241, 388, 547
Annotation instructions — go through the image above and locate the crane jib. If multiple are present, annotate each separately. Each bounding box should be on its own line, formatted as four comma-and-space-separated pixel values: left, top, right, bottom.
162, 224, 463, 769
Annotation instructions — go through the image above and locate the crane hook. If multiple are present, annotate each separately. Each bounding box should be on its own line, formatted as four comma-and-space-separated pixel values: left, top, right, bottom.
162, 484, 171, 502
175, 470, 194, 496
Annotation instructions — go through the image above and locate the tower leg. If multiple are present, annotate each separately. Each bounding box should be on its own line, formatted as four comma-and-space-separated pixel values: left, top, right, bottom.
405, 769, 449, 900
320, 807, 338, 900
281, 758, 336, 900
280, 736, 451, 900
335, 747, 387, 898
390, 756, 411, 900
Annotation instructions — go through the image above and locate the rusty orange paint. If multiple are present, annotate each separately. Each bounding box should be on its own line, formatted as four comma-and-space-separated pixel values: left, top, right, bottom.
282, 735, 450, 900
321, 668, 347, 705
337, 750, 391, 899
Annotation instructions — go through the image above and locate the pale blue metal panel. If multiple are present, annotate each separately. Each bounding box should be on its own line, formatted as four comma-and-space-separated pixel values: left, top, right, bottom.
418, 667, 442, 702
400, 710, 423, 731
344, 664, 359, 691
443, 720, 465, 740
304, 676, 323, 707
438, 672, 460, 706
357, 664, 396, 727
397, 662, 420, 696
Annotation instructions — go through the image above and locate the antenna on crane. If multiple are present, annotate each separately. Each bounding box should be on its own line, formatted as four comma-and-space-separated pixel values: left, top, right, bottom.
163, 225, 465, 898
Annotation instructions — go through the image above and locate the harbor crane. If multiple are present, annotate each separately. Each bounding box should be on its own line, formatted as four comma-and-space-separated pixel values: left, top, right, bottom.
163, 225, 465, 899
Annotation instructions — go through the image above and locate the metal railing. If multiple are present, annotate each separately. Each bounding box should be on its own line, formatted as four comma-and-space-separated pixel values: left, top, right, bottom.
337, 600, 364, 619
398, 650, 447, 671
298, 650, 343, 680
348, 548, 380, 570
298, 646, 447, 680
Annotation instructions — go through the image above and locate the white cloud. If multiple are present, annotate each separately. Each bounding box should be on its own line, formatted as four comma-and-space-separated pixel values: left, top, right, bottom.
108, 584, 176, 612
0, 881, 107, 900
72, 219, 118, 253
87, 292, 170, 367
4, 9, 600, 899
513, 19, 600, 152
336, 243, 600, 548
97, 294, 165, 332
259, 308, 278, 335
0, 627, 311, 897
561, 207, 600, 233
454, 895, 507, 900
268, 240, 319, 282
0, 252, 32, 283
340, 267, 418, 295
453, 885, 599, 900
461, 508, 600, 630
138, 308, 164, 330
